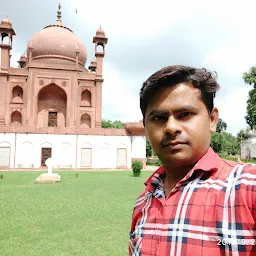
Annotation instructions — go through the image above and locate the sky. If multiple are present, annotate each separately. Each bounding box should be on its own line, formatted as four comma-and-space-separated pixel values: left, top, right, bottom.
0, 0, 255, 135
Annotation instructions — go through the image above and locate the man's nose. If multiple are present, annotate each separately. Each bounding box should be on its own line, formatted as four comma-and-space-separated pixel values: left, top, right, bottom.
164, 116, 182, 136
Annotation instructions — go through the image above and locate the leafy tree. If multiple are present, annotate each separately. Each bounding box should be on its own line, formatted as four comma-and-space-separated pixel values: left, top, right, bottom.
243, 67, 256, 86
216, 118, 227, 133
211, 132, 240, 155
243, 66, 256, 129
237, 128, 249, 144
146, 138, 152, 157
210, 133, 223, 153
221, 132, 240, 155
211, 118, 240, 155
112, 120, 125, 128
102, 119, 124, 128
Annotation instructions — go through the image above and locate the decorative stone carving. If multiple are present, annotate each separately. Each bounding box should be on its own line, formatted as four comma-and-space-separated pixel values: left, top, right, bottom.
61, 81, 67, 87
10, 107, 22, 113
81, 87, 91, 92
39, 79, 44, 86
12, 83, 23, 89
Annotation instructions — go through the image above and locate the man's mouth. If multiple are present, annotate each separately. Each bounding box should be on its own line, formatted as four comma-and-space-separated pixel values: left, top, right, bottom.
162, 141, 187, 147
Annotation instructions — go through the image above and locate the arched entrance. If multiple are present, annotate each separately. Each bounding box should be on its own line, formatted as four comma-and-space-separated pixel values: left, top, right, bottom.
245, 147, 251, 159
37, 84, 67, 127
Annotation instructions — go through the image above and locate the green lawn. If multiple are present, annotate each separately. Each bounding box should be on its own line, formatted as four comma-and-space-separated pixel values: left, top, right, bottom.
0, 171, 153, 256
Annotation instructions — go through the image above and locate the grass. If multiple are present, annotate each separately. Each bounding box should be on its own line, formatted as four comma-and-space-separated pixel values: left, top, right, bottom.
0, 171, 153, 256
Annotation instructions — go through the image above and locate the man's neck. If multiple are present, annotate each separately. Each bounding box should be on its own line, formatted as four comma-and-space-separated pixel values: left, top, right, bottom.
163, 164, 195, 198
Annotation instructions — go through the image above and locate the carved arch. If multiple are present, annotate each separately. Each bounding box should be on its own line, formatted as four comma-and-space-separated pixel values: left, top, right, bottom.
11, 110, 22, 125
81, 113, 91, 128
81, 89, 91, 106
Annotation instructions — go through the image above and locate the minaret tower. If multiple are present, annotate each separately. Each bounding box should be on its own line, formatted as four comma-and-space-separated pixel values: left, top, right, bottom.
0, 16, 15, 70
93, 26, 108, 76
92, 27, 108, 128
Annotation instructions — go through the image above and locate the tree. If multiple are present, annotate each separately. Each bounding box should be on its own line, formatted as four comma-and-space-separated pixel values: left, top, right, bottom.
210, 132, 240, 155
146, 138, 152, 157
243, 67, 256, 86
243, 66, 256, 130
210, 133, 222, 153
210, 118, 240, 155
102, 119, 124, 128
237, 128, 249, 144
216, 118, 227, 133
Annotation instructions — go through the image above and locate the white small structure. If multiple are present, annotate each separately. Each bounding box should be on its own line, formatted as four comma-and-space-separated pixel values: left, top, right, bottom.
35, 158, 61, 183
241, 131, 256, 159
45, 158, 53, 175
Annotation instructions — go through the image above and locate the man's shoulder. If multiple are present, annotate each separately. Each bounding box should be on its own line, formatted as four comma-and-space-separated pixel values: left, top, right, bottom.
219, 157, 256, 176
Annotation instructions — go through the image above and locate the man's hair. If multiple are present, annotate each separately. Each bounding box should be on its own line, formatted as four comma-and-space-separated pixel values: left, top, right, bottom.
140, 65, 220, 119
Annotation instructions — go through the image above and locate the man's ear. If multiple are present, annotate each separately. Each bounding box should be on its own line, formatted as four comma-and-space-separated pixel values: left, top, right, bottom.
210, 107, 219, 133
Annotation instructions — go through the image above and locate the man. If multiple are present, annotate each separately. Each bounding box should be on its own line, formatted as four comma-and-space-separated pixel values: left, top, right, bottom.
129, 65, 256, 255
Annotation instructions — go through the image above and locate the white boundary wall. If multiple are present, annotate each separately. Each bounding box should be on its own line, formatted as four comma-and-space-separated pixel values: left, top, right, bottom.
0, 133, 146, 169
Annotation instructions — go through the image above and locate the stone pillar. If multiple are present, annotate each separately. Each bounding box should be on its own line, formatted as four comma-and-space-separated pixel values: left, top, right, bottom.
95, 79, 103, 128
0, 76, 8, 125
1, 45, 11, 70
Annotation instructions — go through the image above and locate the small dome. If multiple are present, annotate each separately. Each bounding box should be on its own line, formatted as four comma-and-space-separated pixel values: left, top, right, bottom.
248, 130, 256, 138
91, 58, 97, 64
19, 53, 27, 61
1, 17, 12, 25
26, 23, 87, 65
96, 27, 105, 37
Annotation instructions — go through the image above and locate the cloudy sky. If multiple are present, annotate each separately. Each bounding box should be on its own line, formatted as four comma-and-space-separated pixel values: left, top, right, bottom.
1, 0, 255, 135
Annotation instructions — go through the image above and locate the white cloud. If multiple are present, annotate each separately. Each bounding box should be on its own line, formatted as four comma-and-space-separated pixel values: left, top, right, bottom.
102, 62, 143, 122
70, 0, 201, 37
215, 86, 251, 135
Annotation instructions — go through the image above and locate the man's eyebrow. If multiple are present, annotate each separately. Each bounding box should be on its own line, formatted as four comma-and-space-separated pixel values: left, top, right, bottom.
148, 110, 170, 116
148, 106, 198, 116
172, 105, 198, 114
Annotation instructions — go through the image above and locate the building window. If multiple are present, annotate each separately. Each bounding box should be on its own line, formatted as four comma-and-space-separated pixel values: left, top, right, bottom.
12, 86, 23, 103
48, 112, 57, 127
81, 148, 92, 167
41, 147, 52, 166
0, 147, 11, 167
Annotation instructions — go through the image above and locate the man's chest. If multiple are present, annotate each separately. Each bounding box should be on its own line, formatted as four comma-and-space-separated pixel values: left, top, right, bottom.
130, 184, 255, 256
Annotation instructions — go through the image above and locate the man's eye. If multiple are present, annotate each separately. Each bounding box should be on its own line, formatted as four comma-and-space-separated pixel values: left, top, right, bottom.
152, 116, 165, 121
180, 112, 192, 117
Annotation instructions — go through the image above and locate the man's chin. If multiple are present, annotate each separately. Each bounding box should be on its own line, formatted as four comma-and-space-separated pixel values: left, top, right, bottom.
160, 154, 193, 166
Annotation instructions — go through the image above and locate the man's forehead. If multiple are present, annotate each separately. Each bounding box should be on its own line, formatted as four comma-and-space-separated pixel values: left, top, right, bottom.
147, 85, 202, 110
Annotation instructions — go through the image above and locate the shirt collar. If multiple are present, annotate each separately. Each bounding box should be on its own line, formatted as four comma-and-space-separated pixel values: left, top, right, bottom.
144, 147, 220, 191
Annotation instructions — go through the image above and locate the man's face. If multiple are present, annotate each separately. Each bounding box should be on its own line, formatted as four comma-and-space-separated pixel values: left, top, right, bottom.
144, 82, 218, 168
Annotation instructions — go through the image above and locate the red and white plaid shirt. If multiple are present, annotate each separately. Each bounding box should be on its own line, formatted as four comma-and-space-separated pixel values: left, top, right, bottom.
129, 148, 256, 255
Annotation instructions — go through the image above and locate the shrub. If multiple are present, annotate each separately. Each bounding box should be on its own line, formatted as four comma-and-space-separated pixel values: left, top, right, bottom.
155, 159, 162, 166
0, 174, 3, 179
132, 160, 143, 177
